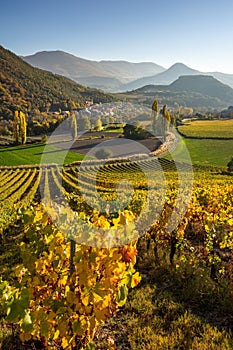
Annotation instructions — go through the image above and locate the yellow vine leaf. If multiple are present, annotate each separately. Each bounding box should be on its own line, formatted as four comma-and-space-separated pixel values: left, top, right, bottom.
61, 337, 69, 349
131, 272, 141, 288
53, 329, 60, 340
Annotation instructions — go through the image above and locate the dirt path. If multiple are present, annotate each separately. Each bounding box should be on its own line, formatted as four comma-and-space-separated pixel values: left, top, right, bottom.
56, 132, 162, 158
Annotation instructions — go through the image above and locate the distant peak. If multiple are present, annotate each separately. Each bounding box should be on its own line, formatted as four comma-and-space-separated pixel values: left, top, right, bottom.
169, 62, 190, 69
40, 50, 69, 55
28, 50, 78, 57
164, 63, 200, 76
171, 62, 187, 66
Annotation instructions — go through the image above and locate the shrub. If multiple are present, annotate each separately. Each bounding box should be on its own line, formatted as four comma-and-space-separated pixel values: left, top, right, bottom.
95, 148, 113, 159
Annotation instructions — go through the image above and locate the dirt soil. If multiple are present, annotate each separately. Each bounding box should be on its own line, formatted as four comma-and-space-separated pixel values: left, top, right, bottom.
67, 132, 162, 157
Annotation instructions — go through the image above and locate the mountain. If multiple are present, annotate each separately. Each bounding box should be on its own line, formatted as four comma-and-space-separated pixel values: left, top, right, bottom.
122, 63, 201, 91
169, 75, 233, 102
123, 75, 233, 109
122, 64, 233, 92
208, 72, 233, 89
23, 51, 165, 91
2, 45, 233, 118
0, 46, 114, 119
22, 51, 233, 93
76, 76, 123, 91
98, 60, 165, 82
23, 50, 109, 78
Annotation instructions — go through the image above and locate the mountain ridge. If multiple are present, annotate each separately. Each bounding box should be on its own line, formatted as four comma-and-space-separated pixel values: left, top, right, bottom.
1, 45, 233, 119
0, 45, 114, 119
123, 65, 233, 92
23, 50, 233, 92
170, 75, 233, 102
124, 74, 233, 110
23, 51, 165, 90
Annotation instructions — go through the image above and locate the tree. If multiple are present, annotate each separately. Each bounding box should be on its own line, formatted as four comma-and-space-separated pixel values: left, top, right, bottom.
67, 99, 76, 111
13, 110, 27, 144
95, 117, 103, 131
95, 147, 113, 159
170, 114, 177, 127
162, 104, 171, 134
77, 115, 91, 131
162, 104, 167, 118
70, 113, 77, 140
123, 123, 152, 140
13, 111, 20, 144
151, 99, 159, 134
20, 111, 27, 144
227, 157, 233, 172
152, 99, 159, 114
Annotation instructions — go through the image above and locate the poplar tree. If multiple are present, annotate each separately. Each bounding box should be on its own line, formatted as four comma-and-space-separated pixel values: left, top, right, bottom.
162, 104, 171, 134
13, 110, 27, 144
77, 115, 91, 131
96, 117, 103, 131
20, 111, 27, 144
71, 113, 77, 140
13, 110, 20, 144
151, 99, 159, 134
152, 99, 159, 114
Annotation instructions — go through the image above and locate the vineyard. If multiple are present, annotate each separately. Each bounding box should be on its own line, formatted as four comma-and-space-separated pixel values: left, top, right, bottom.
0, 158, 162, 222
178, 119, 233, 139
0, 157, 233, 349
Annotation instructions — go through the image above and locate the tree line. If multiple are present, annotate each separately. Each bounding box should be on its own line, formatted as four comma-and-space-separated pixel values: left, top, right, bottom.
12, 100, 176, 145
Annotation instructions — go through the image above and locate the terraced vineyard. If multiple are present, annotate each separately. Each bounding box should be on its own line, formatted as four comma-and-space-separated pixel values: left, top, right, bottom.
0, 156, 232, 255
0, 156, 233, 349
0, 157, 176, 230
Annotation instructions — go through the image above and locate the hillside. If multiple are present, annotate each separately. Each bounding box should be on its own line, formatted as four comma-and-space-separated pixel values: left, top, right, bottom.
75, 76, 123, 91
22, 51, 233, 93
122, 75, 233, 109
22, 50, 109, 78
23, 51, 165, 91
0, 46, 114, 120
169, 75, 233, 102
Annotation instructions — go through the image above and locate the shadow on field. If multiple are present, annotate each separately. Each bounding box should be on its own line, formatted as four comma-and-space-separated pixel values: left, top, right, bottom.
0, 143, 45, 153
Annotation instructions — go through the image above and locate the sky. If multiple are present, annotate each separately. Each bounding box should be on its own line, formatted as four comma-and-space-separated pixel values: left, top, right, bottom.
1, 0, 233, 73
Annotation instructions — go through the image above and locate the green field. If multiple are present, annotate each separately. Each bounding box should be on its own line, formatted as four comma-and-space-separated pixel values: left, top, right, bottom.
1, 137, 232, 168
0, 144, 85, 166
169, 138, 233, 167
178, 119, 233, 138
